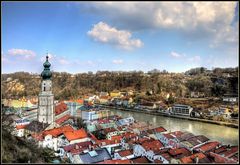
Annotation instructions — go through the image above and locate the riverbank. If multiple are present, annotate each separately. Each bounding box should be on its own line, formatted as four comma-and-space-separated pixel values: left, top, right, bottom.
99, 105, 238, 128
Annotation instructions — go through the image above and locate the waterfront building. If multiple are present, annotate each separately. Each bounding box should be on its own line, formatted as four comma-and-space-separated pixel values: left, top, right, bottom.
170, 104, 193, 116
38, 55, 55, 124
222, 94, 238, 103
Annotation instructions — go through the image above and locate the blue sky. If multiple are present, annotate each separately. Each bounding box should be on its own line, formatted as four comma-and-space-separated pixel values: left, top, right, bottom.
2, 2, 239, 74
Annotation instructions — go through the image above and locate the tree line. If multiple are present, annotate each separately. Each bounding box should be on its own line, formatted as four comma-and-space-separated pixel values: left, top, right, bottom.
1, 67, 238, 100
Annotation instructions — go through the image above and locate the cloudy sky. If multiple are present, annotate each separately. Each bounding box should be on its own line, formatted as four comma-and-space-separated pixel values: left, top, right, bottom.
2, 2, 239, 74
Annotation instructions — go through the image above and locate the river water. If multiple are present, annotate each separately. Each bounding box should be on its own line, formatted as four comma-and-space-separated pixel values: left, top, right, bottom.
109, 109, 239, 146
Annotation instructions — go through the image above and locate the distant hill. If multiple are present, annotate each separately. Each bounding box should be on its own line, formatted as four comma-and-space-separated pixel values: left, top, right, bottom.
1, 67, 238, 100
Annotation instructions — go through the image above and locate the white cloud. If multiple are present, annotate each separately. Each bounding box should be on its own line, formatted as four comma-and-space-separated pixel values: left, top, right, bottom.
82, 2, 238, 47
112, 59, 123, 64
170, 51, 182, 58
87, 22, 143, 50
8, 48, 36, 59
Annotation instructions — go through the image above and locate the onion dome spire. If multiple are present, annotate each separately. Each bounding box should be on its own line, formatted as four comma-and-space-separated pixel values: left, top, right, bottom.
41, 52, 52, 80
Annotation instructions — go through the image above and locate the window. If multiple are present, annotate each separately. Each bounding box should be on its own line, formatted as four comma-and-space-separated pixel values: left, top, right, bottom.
44, 86, 46, 91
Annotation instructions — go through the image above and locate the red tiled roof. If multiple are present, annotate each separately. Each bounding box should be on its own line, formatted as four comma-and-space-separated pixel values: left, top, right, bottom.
98, 159, 131, 164
213, 146, 227, 154
221, 146, 238, 157
97, 138, 121, 146
161, 152, 172, 161
43, 125, 74, 137
31, 133, 43, 141
142, 140, 164, 152
209, 152, 237, 163
131, 157, 149, 163
111, 135, 122, 141
124, 132, 138, 139
64, 128, 88, 141
103, 127, 117, 134
16, 124, 28, 130
180, 152, 206, 164
117, 149, 133, 157
170, 131, 184, 137
55, 114, 71, 124
168, 148, 191, 157
163, 133, 175, 139
154, 126, 167, 133
196, 141, 220, 153
76, 99, 84, 104
63, 141, 93, 152
55, 102, 68, 115
154, 159, 163, 163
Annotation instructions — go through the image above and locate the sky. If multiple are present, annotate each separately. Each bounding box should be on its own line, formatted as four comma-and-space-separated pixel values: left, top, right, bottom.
2, 1, 239, 74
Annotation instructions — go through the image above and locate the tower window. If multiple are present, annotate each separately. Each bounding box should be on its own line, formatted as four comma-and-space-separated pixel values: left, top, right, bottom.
44, 87, 46, 91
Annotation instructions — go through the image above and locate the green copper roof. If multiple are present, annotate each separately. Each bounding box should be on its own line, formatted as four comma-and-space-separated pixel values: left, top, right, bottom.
41, 55, 52, 80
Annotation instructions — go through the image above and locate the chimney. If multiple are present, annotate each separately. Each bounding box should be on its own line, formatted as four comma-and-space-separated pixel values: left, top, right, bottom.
195, 155, 199, 164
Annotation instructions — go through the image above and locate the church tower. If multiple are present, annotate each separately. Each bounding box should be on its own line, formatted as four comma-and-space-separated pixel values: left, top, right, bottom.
38, 55, 54, 124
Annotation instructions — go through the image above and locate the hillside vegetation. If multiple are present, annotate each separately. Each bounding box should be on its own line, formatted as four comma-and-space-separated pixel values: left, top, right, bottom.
1, 67, 238, 101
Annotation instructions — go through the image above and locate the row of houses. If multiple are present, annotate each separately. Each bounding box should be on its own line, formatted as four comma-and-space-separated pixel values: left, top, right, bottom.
11, 106, 238, 164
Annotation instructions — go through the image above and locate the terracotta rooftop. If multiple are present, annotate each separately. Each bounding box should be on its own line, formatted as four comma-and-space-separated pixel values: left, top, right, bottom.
142, 140, 164, 153
168, 148, 191, 157
180, 152, 207, 164
98, 159, 131, 164
16, 124, 28, 130
102, 127, 117, 134
64, 128, 88, 141
146, 126, 167, 134
55, 102, 68, 115
55, 114, 71, 124
213, 145, 228, 154
111, 135, 122, 141
43, 125, 74, 137
195, 141, 220, 153
117, 149, 133, 157
131, 157, 150, 163
220, 146, 238, 157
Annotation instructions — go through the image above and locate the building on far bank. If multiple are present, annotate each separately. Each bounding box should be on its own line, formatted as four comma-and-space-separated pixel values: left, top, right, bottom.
170, 104, 193, 116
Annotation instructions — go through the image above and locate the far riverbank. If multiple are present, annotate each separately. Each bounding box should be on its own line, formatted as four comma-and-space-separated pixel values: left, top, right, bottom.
98, 104, 238, 129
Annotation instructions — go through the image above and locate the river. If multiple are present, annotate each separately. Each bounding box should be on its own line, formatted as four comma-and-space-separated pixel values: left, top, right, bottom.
109, 109, 239, 146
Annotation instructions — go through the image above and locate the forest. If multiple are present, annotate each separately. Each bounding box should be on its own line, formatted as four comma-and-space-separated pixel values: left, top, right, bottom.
1, 67, 238, 101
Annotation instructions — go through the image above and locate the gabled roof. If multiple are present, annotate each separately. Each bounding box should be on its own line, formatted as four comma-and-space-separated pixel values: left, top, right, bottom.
195, 141, 220, 153
55, 114, 71, 124
98, 159, 131, 164
63, 141, 94, 154
117, 149, 133, 157
64, 128, 88, 141
55, 102, 68, 115
180, 152, 207, 164
131, 156, 150, 163
42, 125, 74, 137
142, 140, 164, 153
168, 148, 191, 158
177, 132, 195, 142
16, 124, 28, 130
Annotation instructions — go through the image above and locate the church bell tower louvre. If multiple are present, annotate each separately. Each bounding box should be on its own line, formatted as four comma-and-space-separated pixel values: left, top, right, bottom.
38, 54, 55, 124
